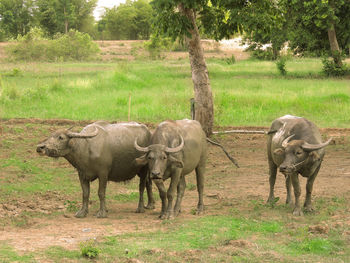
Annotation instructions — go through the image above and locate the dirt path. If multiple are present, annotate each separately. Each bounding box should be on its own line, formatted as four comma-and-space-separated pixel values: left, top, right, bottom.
0, 121, 350, 252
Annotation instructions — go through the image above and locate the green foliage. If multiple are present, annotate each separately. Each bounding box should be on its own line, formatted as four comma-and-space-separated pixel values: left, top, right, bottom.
98, 0, 152, 40
322, 56, 349, 77
248, 46, 275, 61
36, 0, 98, 37
276, 57, 287, 76
224, 55, 236, 65
80, 240, 100, 259
64, 200, 79, 212
0, 0, 37, 40
6, 29, 100, 61
144, 35, 172, 59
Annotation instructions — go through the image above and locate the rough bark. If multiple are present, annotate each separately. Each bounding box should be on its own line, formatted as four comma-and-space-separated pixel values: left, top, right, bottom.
327, 23, 342, 66
179, 5, 214, 136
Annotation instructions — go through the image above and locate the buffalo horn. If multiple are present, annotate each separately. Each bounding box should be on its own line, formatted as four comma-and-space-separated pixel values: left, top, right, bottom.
134, 138, 150, 152
165, 136, 184, 153
301, 138, 332, 151
67, 126, 99, 138
282, 134, 295, 148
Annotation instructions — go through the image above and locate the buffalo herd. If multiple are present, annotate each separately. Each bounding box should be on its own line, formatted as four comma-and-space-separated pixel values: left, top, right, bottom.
36, 115, 332, 218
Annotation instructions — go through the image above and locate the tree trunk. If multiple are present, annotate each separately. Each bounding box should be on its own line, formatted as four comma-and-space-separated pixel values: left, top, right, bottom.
179, 5, 214, 136
327, 23, 342, 66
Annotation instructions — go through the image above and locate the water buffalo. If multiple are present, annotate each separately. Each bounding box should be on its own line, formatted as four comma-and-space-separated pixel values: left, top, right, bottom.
37, 121, 155, 218
267, 115, 332, 215
134, 119, 207, 219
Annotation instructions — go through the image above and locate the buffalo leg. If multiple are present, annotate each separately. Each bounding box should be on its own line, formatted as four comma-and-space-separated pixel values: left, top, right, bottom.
145, 172, 155, 209
285, 174, 292, 205
195, 164, 205, 214
154, 179, 168, 219
174, 175, 186, 217
166, 168, 182, 219
96, 172, 108, 218
136, 172, 147, 213
291, 173, 303, 216
267, 159, 278, 204
304, 165, 321, 212
76, 172, 90, 218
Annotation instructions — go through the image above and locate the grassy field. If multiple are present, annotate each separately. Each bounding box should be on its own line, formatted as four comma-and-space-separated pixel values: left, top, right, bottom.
1, 58, 350, 127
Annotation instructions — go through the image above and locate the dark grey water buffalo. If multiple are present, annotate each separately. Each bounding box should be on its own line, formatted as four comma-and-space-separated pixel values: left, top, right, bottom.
267, 115, 332, 216
134, 119, 207, 219
37, 121, 155, 218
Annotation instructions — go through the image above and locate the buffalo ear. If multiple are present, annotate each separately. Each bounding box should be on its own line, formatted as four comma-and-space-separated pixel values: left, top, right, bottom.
135, 154, 148, 166
273, 148, 285, 156
309, 151, 321, 162
169, 156, 184, 168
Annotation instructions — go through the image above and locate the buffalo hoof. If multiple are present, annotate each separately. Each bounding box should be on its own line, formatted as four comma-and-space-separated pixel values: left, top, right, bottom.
75, 209, 88, 218
159, 213, 167, 220
96, 210, 108, 218
135, 207, 145, 213
304, 205, 314, 213
292, 208, 303, 216
145, 203, 155, 210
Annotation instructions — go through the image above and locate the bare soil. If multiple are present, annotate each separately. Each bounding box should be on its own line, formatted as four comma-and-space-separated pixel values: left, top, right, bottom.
0, 39, 249, 62
1, 119, 350, 255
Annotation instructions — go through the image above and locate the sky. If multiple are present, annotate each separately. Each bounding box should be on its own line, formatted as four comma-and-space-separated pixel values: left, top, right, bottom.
94, 0, 126, 20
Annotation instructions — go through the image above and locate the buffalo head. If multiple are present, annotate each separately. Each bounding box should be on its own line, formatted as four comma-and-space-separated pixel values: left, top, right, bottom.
36, 126, 99, 158
274, 135, 332, 174
134, 136, 184, 180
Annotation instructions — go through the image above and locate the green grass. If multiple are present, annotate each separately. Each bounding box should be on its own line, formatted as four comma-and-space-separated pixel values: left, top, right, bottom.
1, 58, 349, 127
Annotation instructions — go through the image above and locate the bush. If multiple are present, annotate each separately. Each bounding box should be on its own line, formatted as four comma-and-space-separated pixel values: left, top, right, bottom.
6, 29, 100, 62
224, 55, 236, 65
144, 35, 172, 59
322, 57, 348, 77
276, 57, 287, 76
80, 240, 100, 259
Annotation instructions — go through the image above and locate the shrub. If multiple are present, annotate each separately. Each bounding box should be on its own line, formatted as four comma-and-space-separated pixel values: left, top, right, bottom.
321, 57, 348, 77
80, 240, 100, 259
224, 55, 236, 65
6, 29, 100, 62
144, 35, 172, 59
276, 57, 287, 76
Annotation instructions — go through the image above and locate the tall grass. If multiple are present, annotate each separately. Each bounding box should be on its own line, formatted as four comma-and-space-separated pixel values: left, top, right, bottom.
1, 58, 349, 127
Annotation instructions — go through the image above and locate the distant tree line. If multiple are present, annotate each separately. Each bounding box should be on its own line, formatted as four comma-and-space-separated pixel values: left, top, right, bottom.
1, 0, 349, 62
0, 0, 152, 41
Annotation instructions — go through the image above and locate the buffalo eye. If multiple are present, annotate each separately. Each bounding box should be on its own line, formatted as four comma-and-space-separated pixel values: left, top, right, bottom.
162, 156, 167, 160
296, 150, 303, 156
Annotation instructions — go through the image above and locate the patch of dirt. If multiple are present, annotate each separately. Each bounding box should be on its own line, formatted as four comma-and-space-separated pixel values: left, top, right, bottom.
0, 39, 249, 62
0, 120, 350, 253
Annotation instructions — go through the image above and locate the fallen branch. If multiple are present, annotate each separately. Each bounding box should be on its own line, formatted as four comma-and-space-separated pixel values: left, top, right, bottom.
206, 138, 240, 168
213, 129, 267, 135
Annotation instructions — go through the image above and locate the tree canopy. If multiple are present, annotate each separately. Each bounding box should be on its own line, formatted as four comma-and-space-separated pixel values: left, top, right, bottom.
98, 0, 152, 40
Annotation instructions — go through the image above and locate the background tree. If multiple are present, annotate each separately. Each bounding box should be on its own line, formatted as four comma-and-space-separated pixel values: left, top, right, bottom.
282, 0, 350, 65
37, 0, 97, 37
151, 0, 215, 135
0, 0, 37, 39
99, 0, 152, 40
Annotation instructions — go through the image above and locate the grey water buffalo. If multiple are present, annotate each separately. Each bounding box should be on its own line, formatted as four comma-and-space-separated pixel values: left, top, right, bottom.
134, 119, 207, 219
267, 115, 332, 216
36, 121, 155, 218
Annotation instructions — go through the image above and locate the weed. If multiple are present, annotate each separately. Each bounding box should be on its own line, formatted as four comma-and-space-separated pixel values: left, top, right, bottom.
64, 200, 79, 212
276, 57, 287, 75
187, 183, 196, 191
80, 240, 100, 259
224, 55, 236, 65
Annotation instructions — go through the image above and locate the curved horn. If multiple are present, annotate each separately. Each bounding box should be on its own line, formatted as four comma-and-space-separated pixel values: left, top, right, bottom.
301, 138, 332, 152
165, 136, 184, 153
67, 126, 99, 138
282, 134, 295, 148
134, 138, 150, 152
